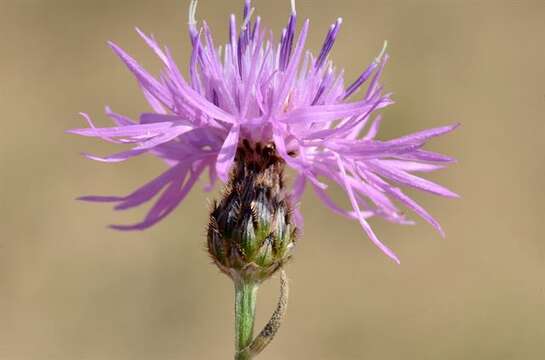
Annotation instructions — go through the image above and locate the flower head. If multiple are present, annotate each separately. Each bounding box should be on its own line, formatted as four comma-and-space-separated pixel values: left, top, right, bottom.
70, 0, 458, 263
208, 140, 296, 282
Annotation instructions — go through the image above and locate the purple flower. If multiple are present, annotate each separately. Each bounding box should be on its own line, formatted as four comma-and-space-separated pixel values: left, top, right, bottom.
69, 0, 458, 263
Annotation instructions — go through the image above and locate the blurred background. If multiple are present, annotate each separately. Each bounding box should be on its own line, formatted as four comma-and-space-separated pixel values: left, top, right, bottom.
1, 0, 544, 359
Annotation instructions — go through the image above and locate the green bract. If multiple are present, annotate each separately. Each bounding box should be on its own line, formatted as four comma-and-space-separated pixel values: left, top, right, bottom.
208, 140, 297, 283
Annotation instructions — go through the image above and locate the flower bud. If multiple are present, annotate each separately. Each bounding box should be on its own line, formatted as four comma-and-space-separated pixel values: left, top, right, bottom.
207, 140, 297, 283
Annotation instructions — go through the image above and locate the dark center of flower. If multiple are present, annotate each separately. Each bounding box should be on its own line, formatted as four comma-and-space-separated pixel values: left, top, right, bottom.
236, 139, 285, 174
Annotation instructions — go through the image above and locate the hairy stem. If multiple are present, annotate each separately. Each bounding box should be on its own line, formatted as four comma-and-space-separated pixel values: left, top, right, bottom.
234, 279, 259, 360
238, 270, 289, 358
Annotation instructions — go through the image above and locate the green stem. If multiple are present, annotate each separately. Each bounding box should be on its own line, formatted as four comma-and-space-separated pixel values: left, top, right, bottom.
234, 279, 259, 360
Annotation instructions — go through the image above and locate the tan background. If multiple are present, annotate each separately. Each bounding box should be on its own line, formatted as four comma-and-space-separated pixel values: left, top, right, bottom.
1, 0, 544, 359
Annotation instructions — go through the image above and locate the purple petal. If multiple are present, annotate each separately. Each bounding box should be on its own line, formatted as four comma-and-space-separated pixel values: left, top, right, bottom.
344, 61, 377, 99
216, 124, 239, 182
388, 186, 445, 238
303, 96, 385, 141
105, 107, 136, 126
175, 79, 237, 124
68, 113, 124, 144
139, 113, 189, 124
83, 149, 147, 163
115, 162, 189, 210
132, 126, 194, 150
141, 87, 168, 114
335, 154, 400, 264
327, 140, 422, 159
388, 123, 460, 146
399, 149, 457, 163
363, 114, 383, 140
311, 182, 363, 220
77, 195, 124, 203
135, 27, 169, 65
365, 53, 388, 100
69, 122, 174, 138
376, 160, 445, 173
280, 97, 392, 125
314, 161, 399, 216
367, 160, 459, 198
273, 19, 309, 114
291, 174, 307, 228
110, 162, 205, 231
291, 174, 307, 203
108, 41, 172, 108
315, 18, 342, 71
203, 163, 218, 192
365, 171, 445, 237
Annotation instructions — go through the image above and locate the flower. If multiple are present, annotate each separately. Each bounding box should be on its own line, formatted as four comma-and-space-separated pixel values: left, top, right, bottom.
69, 0, 458, 263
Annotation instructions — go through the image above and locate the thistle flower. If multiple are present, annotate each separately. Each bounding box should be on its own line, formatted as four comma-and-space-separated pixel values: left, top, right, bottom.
69, 0, 458, 264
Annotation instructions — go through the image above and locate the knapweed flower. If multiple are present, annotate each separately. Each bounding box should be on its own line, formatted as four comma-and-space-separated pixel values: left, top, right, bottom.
70, 0, 458, 264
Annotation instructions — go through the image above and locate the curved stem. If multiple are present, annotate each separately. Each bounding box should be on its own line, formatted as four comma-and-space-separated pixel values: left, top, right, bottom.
234, 279, 259, 360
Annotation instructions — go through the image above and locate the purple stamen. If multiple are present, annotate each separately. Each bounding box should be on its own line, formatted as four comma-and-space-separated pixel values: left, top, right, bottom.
188, 0, 199, 44
344, 41, 388, 99
237, 39, 244, 77
344, 62, 378, 99
312, 67, 334, 105
241, 1, 254, 47
243, 0, 251, 20
279, 14, 297, 71
189, 34, 201, 91
229, 14, 240, 72
212, 90, 219, 107
315, 18, 342, 71
251, 16, 261, 41
365, 54, 387, 100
